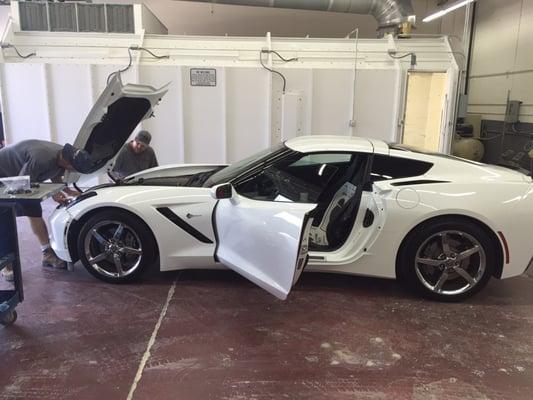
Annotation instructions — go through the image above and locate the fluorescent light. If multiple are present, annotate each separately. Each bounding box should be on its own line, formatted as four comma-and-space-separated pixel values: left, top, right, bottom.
423, 0, 475, 22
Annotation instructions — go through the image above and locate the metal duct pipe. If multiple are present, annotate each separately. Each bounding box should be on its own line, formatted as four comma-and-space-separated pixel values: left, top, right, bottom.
178, 0, 416, 36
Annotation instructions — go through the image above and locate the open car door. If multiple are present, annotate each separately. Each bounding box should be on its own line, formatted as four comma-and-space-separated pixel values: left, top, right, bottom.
213, 188, 315, 300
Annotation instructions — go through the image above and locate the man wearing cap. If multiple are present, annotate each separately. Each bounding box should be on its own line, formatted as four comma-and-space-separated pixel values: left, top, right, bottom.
0, 139, 92, 281
111, 130, 158, 180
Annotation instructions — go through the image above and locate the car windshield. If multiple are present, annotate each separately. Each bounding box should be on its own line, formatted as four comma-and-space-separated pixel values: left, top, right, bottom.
203, 142, 288, 187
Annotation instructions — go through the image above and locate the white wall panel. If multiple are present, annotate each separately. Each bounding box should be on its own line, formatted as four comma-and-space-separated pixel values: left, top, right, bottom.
468, 75, 510, 105
353, 69, 399, 142
311, 69, 353, 136
1, 63, 50, 143
280, 92, 303, 141
281, 69, 314, 137
515, 0, 533, 72
182, 67, 227, 163
468, 0, 533, 122
139, 65, 185, 165
225, 68, 270, 163
511, 74, 533, 106
48, 64, 92, 145
470, 0, 523, 77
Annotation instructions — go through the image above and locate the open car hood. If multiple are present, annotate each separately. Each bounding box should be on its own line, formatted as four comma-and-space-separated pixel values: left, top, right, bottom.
64, 74, 170, 184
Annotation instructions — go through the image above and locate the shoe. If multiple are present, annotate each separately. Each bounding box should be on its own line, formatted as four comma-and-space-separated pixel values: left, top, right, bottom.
42, 249, 67, 269
2, 264, 14, 282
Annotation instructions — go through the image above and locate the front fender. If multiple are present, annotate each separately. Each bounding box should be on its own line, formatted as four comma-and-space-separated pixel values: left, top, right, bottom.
51, 185, 218, 270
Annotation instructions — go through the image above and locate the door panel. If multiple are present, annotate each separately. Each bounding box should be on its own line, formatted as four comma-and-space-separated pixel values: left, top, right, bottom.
214, 195, 315, 300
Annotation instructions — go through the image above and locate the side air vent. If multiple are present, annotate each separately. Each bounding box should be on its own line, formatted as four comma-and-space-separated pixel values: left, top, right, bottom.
48, 2, 77, 32
391, 180, 450, 187
77, 3, 106, 32
106, 4, 135, 33
156, 207, 214, 244
19, 2, 48, 31
18, 1, 135, 33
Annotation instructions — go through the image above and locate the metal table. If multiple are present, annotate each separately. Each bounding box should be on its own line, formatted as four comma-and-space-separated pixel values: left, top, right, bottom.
0, 183, 65, 326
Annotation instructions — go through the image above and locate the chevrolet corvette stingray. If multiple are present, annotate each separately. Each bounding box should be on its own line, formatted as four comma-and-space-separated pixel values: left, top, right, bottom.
49, 75, 533, 302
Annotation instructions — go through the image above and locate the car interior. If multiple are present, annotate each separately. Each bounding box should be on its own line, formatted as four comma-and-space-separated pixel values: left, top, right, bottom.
235, 152, 371, 251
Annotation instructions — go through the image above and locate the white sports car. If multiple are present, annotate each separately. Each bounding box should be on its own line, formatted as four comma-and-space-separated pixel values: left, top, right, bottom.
50, 76, 533, 302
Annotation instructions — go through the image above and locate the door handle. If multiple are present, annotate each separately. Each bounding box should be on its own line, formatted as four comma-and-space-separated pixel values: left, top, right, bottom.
186, 213, 201, 219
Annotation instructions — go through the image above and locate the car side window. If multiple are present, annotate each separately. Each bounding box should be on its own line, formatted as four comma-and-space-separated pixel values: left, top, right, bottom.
371, 154, 433, 182
235, 152, 354, 202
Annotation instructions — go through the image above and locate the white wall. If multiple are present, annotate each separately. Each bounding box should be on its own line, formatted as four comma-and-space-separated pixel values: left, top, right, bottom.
0, 1, 463, 168
0, 6, 9, 31
0, 31, 460, 165
1, 64, 406, 166
467, 0, 533, 123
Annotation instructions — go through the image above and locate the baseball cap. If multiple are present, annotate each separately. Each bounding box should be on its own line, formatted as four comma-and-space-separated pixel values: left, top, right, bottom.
62, 144, 93, 174
135, 130, 152, 146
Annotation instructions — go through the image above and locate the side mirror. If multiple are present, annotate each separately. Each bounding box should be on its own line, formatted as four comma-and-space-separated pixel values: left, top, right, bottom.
211, 183, 233, 200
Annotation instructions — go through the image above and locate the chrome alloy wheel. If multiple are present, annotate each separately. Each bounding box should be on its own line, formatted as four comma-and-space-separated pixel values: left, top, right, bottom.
83, 220, 143, 279
415, 230, 486, 296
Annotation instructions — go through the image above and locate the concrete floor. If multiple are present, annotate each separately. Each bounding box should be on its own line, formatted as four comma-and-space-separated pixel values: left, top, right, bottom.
1, 203, 533, 400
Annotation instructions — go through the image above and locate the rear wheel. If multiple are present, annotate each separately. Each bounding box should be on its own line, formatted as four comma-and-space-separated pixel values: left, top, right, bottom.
399, 219, 495, 302
77, 210, 157, 283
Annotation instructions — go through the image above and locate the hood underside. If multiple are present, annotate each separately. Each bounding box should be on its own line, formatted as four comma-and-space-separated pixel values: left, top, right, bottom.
65, 74, 170, 184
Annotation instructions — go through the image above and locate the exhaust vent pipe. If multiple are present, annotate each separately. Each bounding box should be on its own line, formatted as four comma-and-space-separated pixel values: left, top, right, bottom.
179, 0, 415, 36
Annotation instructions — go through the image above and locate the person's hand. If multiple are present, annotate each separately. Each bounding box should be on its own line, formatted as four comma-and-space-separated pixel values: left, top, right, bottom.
64, 187, 81, 197
52, 192, 69, 205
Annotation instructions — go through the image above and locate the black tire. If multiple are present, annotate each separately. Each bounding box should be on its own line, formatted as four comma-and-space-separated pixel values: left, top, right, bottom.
77, 209, 157, 283
0, 310, 17, 326
398, 218, 495, 302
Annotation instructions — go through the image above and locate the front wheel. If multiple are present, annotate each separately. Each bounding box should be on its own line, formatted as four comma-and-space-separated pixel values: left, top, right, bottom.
77, 210, 157, 283
398, 219, 496, 302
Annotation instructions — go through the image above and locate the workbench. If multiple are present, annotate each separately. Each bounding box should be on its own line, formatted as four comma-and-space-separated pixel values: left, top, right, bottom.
0, 183, 65, 326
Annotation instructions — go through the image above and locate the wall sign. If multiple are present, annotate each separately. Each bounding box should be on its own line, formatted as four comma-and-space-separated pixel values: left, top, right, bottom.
190, 68, 217, 87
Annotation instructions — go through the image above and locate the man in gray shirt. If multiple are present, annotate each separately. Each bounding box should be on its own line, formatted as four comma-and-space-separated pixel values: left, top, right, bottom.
111, 131, 158, 179
0, 140, 92, 281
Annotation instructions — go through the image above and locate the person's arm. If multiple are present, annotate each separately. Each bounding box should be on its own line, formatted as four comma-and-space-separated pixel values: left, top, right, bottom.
50, 174, 63, 183
111, 146, 127, 177
59, 176, 81, 197
18, 160, 40, 182
46, 172, 70, 204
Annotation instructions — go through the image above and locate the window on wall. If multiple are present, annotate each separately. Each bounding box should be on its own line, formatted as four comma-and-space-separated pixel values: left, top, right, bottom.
402, 72, 448, 152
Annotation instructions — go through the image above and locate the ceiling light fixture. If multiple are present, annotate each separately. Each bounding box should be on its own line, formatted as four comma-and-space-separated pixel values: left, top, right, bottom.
423, 0, 476, 23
